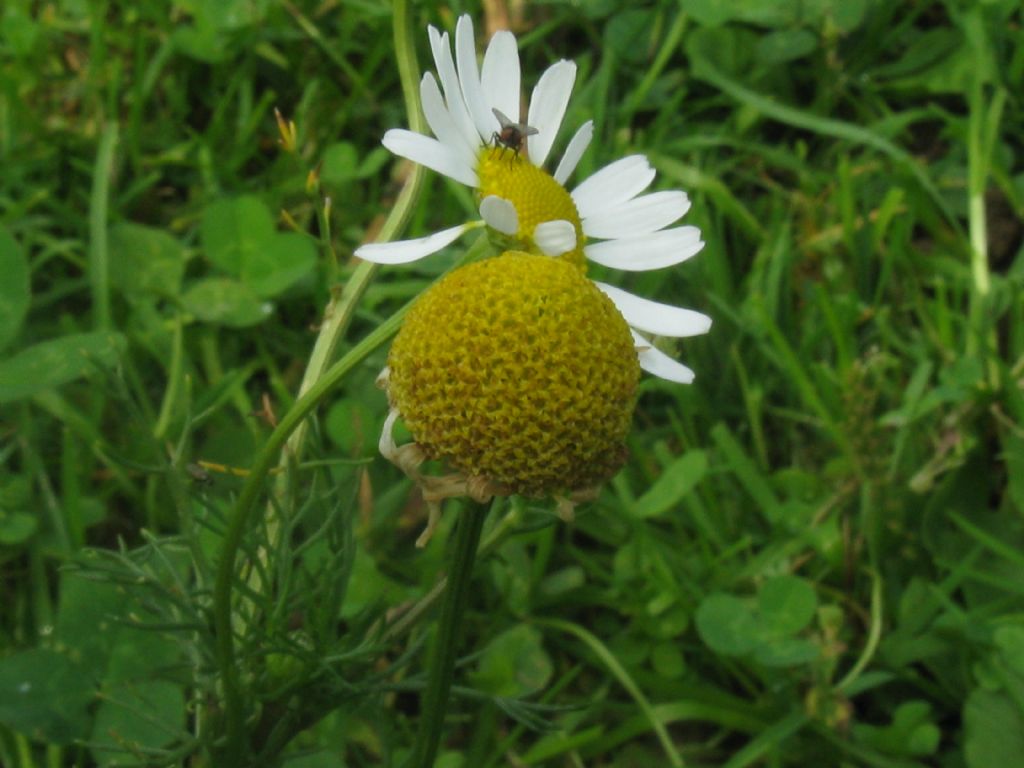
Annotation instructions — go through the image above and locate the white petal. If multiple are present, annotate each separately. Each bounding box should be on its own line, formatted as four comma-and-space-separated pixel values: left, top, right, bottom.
456, 15, 494, 142
582, 191, 691, 239
479, 195, 518, 235
584, 227, 705, 271
553, 120, 593, 185
379, 407, 400, 461
533, 220, 577, 256
571, 155, 655, 219
420, 73, 477, 164
382, 129, 479, 187
428, 26, 480, 151
526, 60, 577, 168
631, 330, 696, 384
595, 282, 711, 337
355, 223, 474, 265
481, 31, 520, 131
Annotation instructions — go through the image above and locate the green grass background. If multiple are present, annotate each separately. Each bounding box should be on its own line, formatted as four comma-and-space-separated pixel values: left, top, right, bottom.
1, 0, 1023, 766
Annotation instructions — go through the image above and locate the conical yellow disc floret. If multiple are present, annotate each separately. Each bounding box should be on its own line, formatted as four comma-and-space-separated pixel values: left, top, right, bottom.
386, 251, 639, 497
477, 148, 586, 269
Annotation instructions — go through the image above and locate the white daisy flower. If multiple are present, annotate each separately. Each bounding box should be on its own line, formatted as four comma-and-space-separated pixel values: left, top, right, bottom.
355, 14, 710, 384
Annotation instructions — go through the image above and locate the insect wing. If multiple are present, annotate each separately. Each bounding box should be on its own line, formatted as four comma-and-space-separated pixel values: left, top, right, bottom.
492, 107, 515, 129
492, 108, 539, 138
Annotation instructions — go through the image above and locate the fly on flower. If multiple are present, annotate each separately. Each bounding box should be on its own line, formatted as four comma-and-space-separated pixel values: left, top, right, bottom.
491, 108, 538, 158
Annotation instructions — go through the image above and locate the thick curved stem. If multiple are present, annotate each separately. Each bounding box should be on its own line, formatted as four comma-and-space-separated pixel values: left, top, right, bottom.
211, 311, 406, 762
407, 502, 488, 768
209, 0, 425, 760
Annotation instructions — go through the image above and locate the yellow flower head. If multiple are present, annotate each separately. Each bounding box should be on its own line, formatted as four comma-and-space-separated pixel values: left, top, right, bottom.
386, 251, 638, 497
476, 148, 586, 269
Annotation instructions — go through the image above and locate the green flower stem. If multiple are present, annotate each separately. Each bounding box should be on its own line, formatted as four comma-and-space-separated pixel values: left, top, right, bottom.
212, 309, 407, 762
211, 2, 468, 758
217, 230, 494, 762
408, 501, 489, 768
380, 499, 518, 644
